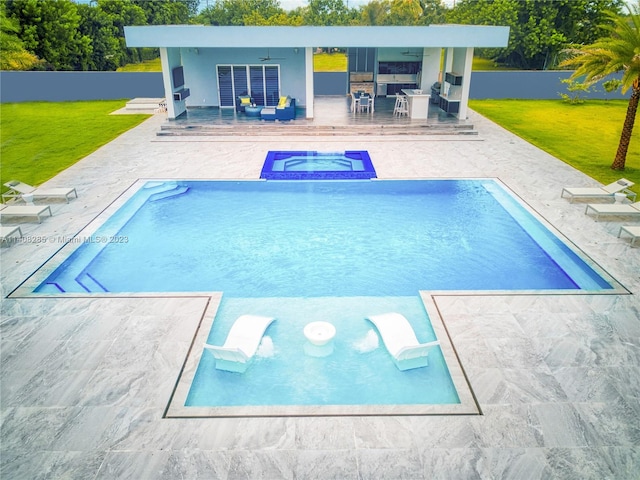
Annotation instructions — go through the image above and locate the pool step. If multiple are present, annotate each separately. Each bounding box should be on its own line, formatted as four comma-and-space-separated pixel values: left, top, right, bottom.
149, 185, 189, 202
157, 122, 478, 137
39, 181, 188, 293
75, 272, 109, 293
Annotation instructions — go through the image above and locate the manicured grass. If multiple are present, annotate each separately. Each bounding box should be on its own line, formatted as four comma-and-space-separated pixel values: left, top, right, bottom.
472, 57, 515, 71
313, 52, 347, 72
470, 99, 640, 194
0, 101, 150, 194
117, 58, 162, 72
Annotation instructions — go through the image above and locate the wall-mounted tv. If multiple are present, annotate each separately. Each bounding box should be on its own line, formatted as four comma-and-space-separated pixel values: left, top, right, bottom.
172, 66, 185, 88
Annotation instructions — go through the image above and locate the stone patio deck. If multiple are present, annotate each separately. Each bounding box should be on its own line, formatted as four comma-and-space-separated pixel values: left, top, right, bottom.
1, 109, 639, 479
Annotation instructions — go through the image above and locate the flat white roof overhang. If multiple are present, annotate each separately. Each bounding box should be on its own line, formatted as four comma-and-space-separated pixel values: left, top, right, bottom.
124, 25, 510, 49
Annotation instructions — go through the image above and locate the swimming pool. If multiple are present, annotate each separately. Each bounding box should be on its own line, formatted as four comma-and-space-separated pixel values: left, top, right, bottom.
31, 179, 612, 295
19, 178, 617, 415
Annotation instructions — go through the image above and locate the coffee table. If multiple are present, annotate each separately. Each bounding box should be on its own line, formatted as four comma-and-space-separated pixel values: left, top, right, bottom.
244, 105, 263, 117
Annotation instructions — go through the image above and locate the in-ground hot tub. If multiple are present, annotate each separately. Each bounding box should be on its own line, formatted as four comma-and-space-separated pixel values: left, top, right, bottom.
260, 151, 376, 180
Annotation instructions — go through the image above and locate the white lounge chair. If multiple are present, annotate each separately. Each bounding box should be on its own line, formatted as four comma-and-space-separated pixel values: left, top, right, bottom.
0, 204, 53, 223
366, 312, 440, 371
584, 201, 640, 221
2, 180, 78, 203
204, 314, 276, 373
0, 225, 23, 245
561, 178, 635, 203
618, 225, 640, 247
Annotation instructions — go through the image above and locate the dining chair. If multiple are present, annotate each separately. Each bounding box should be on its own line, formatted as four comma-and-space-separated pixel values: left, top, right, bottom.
350, 92, 361, 113
359, 94, 372, 113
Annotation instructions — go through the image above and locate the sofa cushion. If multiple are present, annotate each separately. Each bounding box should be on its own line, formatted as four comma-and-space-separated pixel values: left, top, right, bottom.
239, 96, 251, 105
278, 96, 288, 107
261, 107, 277, 120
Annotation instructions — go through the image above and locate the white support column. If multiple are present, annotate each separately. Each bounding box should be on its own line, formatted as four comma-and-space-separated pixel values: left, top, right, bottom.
160, 47, 186, 119
420, 48, 441, 90
458, 47, 474, 120
159, 48, 176, 119
444, 48, 454, 77
305, 47, 314, 119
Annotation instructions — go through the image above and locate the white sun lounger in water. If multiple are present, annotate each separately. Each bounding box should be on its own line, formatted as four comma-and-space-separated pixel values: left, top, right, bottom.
366, 312, 440, 371
561, 178, 635, 203
204, 314, 276, 373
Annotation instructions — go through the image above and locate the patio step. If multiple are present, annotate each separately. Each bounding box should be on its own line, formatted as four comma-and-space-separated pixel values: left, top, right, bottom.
126, 97, 166, 111
156, 123, 478, 137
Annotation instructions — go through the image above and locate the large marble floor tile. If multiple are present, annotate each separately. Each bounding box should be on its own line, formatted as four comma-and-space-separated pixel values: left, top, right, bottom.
1, 110, 639, 478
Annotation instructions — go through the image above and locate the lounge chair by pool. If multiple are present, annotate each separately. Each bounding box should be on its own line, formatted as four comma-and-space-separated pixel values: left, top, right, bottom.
584, 201, 640, 221
561, 178, 635, 203
2, 180, 78, 203
366, 312, 440, 371
618, 225, 640, 247
0, 225, 23, 244
0, 204, 53, 223
204, 314, 276, 373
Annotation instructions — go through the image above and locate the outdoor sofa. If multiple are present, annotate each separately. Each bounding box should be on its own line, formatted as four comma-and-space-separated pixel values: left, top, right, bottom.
261, 96, 296, 121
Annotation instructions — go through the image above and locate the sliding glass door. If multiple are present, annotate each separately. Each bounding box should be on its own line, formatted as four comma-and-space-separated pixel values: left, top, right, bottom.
217, 65, 280, 108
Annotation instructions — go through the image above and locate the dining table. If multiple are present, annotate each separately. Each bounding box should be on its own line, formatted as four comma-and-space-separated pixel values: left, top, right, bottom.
351, 92, 374, 113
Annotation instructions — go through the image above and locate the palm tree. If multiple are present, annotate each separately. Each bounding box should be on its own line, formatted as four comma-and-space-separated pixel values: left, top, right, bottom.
561, 6, 640, 171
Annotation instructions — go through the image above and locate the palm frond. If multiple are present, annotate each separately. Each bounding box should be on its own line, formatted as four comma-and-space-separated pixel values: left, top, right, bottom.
560, 6, 640, 93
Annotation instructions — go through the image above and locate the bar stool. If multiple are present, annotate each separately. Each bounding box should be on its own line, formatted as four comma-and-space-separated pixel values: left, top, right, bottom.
393, 93, 409, 116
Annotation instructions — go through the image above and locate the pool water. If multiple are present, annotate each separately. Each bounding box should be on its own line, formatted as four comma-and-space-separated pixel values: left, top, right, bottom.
35, 179, 612, 294
185, 296, 459, 407
260, 150, 376, 179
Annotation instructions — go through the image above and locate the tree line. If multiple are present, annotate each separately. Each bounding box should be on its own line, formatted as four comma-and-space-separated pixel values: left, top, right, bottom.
0, 0, 629, 72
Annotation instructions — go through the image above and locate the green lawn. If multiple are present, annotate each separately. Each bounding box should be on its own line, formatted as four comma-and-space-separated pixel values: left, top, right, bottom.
470, 99, 640, 194
472, 57, 516, 71
117, 58, 162, 72
0, 101, 150, 194
313, 52, 347, 72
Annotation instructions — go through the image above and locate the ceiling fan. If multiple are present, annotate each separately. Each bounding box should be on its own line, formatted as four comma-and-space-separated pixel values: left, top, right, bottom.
259, 49, 285, 61
401, 49, 422, 58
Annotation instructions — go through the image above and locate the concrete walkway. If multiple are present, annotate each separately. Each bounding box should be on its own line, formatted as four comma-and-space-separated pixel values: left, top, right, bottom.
1, 111, 639, 479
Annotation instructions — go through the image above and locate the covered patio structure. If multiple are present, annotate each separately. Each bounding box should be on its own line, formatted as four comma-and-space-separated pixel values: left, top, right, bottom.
154, 95, 480, 136
124, 25, 510, 121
